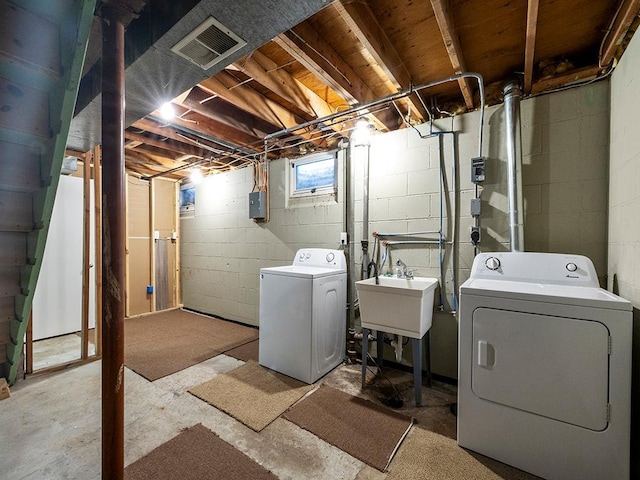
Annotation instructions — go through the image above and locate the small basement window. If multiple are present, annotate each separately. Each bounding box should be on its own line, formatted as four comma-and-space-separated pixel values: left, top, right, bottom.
290, 151, 337, 197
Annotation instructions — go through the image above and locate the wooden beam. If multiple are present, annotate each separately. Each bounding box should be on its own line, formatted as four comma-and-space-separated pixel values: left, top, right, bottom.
333, 0, 427, 122
429, 0, 475, 109
531, 65, 601, 94
124, 130, 209, 159
179, 86, 280, 139
234, 50, 336, 121
524, 0, 540, 94
600, 0, 640, 66
200, 71, 327, 136
274, 23, 399, 131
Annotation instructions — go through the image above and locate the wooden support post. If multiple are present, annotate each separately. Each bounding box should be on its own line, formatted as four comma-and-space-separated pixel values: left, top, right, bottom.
101, 5, 126, 479
94, 145, 103, 357
81, 152, 91, 359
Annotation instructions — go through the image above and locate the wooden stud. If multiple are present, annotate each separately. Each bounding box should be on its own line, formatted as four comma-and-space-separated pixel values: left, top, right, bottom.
149, 179, 156, 313
93, 145, 102, 357
81, 152, 91, 359
26, 310, 33, 374
524, 0, 540, 95
174, 181, 181, 307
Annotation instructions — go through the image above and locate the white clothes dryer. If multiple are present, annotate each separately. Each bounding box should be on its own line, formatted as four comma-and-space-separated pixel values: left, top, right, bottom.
259, 248, 347, 384
458, 252, 632, 480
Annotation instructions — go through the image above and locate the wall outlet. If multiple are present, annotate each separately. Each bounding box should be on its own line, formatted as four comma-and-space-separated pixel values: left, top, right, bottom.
340, 232, 348, 245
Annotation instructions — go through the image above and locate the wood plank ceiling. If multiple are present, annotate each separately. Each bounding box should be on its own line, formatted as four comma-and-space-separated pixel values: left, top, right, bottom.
103, 0, 640, 180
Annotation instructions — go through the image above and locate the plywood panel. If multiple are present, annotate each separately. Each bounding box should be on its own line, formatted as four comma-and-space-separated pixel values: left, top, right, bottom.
0, 77, 49, 138
0, 296, 14, 322
127, 176, 150, 237
128, 238, 151, 316
153, 178, 176, 235
0, 266, 20, 296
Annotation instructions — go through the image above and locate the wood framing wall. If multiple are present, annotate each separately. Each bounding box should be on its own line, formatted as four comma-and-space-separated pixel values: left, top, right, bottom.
126, 175, 180, 316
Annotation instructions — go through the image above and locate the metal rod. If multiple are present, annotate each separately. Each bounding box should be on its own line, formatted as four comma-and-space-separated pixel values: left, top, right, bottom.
375, 230, 442, 237
383, 240, 452, 246
101, 6, 126, 478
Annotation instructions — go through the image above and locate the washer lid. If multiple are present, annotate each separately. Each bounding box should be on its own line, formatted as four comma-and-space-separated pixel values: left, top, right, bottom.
260, 265, 346, 279
461, 278, 632, 311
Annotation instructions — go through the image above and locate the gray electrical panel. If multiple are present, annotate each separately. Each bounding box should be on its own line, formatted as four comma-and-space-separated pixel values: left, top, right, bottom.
249, 191, 266, 219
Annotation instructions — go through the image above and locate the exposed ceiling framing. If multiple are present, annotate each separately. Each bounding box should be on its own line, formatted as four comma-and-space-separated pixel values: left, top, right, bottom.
62, 0, 640, 179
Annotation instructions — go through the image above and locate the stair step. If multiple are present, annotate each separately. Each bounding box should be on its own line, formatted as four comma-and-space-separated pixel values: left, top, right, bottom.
0, 266, 20, 297
0, 1, 61, 80
0, 141, 41, 192
0, 232, 27, 266
0, 296, 14, 322
0, 189, 33, 231
0, 77, 51, 139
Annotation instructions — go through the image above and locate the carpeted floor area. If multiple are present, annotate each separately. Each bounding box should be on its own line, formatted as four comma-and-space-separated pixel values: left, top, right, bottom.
124, 309, 258, 381
283, 385, 413, 471
189, 360, 314, 431
224, 339, 259, 362
124, 424, 277, 480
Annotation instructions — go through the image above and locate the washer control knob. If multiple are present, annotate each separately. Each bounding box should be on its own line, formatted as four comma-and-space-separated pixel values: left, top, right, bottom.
566, 262, 578, 272
485, 257, 501, 271
326, 252, 335, 263
305, 252, 311, 259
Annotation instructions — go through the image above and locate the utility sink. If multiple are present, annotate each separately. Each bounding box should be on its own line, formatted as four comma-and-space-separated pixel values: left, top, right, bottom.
355, 276, 439, 338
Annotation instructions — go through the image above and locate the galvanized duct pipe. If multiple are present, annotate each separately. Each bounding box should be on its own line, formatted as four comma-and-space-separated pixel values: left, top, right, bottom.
503, 80, 525, 251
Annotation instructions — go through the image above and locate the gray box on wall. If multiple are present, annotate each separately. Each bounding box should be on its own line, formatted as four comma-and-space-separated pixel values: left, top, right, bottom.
249, 191, 266, 219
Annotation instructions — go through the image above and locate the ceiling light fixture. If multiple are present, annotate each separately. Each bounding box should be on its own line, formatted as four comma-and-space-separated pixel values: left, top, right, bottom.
160, 102, 175, 120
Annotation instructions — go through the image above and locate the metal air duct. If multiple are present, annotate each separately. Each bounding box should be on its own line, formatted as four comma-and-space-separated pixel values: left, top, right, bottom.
503, 80, 525, 251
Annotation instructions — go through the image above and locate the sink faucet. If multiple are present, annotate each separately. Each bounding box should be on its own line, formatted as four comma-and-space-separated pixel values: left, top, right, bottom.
396, 259, 414, 279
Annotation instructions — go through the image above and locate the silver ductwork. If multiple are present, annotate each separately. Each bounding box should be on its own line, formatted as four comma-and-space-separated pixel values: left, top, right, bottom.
503, 80, 525, 252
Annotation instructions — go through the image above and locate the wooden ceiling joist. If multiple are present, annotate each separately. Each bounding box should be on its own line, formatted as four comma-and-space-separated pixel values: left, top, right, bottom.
333, 0, 427, 123
180, 86, 280, 140
524, 0, 540, 94
124, 130, 209, 159
429, 0, 475, 109
234, 50, 335, 121
600, 0, 640, 67
531, 65, 602, 94
274, 23, 399, 131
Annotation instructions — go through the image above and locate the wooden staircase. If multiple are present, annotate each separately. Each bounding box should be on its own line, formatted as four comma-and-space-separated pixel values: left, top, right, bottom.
0, 0, 96, 384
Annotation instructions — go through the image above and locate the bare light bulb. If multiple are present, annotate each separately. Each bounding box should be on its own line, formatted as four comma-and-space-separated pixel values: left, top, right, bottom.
160, 102, 175, 120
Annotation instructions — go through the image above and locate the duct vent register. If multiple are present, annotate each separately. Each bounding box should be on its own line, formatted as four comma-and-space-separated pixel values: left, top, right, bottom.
171, 17, 246, 70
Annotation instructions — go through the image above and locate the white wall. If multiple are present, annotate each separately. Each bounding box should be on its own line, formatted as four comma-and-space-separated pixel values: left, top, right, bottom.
181, 80, 610, 378
609, 28, 640, 476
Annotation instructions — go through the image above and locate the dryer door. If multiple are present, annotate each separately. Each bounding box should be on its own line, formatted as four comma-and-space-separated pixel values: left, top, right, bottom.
472, 307, 609, 431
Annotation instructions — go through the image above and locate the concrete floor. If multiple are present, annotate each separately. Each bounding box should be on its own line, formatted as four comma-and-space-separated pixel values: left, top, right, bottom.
32, 332, 97, 370
0, 353, 457, 479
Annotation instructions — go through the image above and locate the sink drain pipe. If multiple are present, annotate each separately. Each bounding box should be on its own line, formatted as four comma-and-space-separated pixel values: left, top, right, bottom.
503, 80, 525, 251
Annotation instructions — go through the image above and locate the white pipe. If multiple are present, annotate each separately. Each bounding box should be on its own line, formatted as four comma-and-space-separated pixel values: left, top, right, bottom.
391, 335, 403, 362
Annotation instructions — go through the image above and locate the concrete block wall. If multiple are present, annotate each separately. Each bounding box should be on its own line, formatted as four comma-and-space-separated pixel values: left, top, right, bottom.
180, 80, 610, 378
608, 27, 640, 476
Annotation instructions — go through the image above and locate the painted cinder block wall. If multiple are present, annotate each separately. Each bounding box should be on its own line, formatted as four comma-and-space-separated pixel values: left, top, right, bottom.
608, 28, 640, 476
180, 80, 610, 378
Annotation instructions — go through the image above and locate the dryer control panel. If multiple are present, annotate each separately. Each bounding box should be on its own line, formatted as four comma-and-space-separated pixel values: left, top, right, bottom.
293, 248, 347, 270
470, 252, 599, 287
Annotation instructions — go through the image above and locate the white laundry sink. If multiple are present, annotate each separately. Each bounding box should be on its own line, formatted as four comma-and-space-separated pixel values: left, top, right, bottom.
355, 276, 438, 338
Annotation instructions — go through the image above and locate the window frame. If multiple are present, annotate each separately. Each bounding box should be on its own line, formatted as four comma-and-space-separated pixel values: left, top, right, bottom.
289, 151, 338, 198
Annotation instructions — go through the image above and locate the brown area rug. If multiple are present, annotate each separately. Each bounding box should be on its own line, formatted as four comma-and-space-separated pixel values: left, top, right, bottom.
125, 309, 258, 381
189, 360, 314, 431
124, 423, 276, 480
387, 428, 539, 480
283, 385, 413, 471
224, 339, 259, 362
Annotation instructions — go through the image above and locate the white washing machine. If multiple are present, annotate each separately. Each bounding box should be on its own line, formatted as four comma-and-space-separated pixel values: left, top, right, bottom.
259, 248, 347, 384
458, 252, 632, 480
